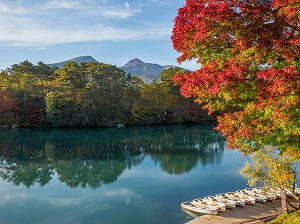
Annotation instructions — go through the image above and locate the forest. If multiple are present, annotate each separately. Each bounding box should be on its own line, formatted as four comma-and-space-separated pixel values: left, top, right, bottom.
0, 60, 215, 128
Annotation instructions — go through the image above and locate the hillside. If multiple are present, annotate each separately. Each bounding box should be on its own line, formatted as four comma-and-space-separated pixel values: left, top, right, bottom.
49, 56, 177, 83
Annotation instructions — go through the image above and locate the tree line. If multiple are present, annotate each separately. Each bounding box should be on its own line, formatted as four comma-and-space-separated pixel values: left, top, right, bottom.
0, 60, 215, 128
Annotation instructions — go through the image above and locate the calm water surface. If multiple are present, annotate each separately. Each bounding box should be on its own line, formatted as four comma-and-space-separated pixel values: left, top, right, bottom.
0, 124, 250, 224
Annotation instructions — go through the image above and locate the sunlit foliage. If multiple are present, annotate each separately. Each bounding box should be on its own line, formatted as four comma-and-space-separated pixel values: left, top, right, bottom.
171, 0, 300, 155
0, 62, 214, 127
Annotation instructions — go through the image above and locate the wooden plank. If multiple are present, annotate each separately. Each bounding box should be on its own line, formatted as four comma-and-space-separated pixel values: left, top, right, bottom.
185, 199, 285, 224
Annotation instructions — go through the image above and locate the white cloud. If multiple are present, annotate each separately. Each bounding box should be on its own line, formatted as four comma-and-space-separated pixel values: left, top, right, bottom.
0, 0, 171, 47
41, 0, 140, 19
44, 0, 82, 10
141, 0, 174, 6
0, 21, 170, 46
0, 3, 9, 12
101, 2, 141, 19
0, 0, 30, 15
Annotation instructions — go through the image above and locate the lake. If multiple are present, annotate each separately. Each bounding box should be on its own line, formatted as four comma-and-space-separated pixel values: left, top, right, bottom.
0, 124, 251, 224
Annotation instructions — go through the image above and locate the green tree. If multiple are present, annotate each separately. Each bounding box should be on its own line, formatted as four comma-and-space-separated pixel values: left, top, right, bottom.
160, 67, 215, 123
81, 62, 127, 126
45, 91, 76, 126
45, 61, 88, 126
35, 61, 56, 97
5, 61, 46, 126
123, 74, 144, 123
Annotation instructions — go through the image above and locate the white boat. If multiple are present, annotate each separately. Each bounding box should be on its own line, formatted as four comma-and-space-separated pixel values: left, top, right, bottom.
225, 192, 253, 205
243, 188, 267, 203
281, 187, 300, 198
214, 194, 238, 208
235, 190, 256, 204
256, 187, 281, 199
294, 187, 300, 196
217, 193, 245, 207
269, 188, 281, 198
181, 201, 218, 215
205, 196, 235, 209
203, 197, 227, 211
253, 187, 277, 201
192, 198, 225, 212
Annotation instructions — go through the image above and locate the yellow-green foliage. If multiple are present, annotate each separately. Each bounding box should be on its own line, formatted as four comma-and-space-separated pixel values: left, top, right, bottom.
270, 210, 300, 224
240, 146, 297, 190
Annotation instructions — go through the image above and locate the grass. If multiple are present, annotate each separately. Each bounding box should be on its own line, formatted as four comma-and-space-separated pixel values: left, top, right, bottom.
269, 210, 300, 224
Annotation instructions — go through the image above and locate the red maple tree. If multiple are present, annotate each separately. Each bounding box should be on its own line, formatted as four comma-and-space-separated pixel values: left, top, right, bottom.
0, 91, 19, 126
172, 0, 300, 155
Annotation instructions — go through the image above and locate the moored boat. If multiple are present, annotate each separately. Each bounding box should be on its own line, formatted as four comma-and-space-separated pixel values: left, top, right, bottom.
214, 194, 238, 208
203, 196, 227, 211
253, 187, 277, 201
181, 201, 218, 215
207, 195, 236, 209
217, 193, 245, 207
243, 188, 267, 203
295, 187, 300, 196
225, 192, 253, 205
235, 190, 256, 204
269, 188, 281, 199
192, 198, 225, 211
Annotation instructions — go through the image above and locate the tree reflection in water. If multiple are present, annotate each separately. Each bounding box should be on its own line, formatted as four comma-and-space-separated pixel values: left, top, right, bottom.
0, 125, 226, 188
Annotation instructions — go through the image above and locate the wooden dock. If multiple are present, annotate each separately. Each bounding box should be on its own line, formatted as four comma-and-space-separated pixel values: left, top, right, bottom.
185, 198, 299, 224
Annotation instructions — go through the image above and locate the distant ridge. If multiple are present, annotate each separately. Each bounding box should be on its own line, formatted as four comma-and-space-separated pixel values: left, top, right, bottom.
120, 58, 177, 83
49, 56, 98, 68
48, 56, 179, 83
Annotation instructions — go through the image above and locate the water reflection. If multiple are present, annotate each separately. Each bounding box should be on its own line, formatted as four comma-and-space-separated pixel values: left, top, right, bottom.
0, 125, 226, 188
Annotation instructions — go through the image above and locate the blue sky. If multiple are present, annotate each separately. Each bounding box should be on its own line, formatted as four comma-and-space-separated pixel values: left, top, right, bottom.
0, 0, 198, 70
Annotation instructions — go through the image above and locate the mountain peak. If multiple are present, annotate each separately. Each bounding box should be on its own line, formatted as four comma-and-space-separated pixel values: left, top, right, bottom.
132, 58, 144, 63
120, 58, 169, 83
72, 56, 97, 61
123, 58, 145, 67
49, 56, 98, 68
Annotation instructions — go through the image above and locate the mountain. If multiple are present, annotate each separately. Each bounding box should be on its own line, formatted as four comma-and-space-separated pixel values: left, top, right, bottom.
120, 58, 176, 83
49, 56, 98, 68
48, 56, 177, 83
